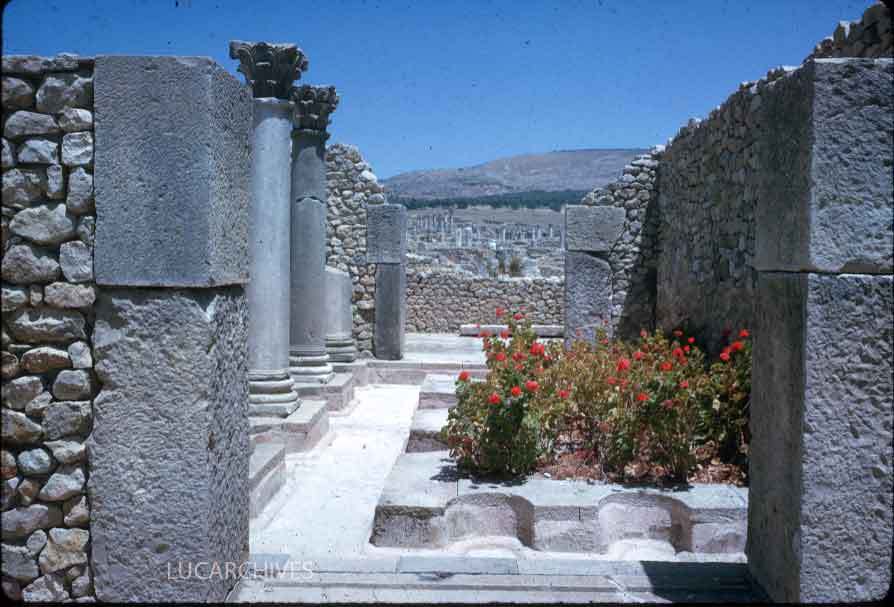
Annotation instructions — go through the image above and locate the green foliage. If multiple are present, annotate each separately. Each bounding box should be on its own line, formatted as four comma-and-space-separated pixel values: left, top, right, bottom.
392, 189, 589, 212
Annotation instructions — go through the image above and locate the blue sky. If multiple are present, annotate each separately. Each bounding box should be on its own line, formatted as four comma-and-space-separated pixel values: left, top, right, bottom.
3, 0, 867, 177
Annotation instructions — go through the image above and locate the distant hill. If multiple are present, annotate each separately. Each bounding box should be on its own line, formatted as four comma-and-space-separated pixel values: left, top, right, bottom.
383, 148, 646, 203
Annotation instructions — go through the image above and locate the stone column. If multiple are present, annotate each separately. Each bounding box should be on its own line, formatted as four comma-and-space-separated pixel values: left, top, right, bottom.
91, 55, 252, 602
229, 41, 308, 411
324, 266, 357, 362
288, 85, 339, 382
368, 203, 407, 359
563, 204, 625, 344
748, 58, 892, 603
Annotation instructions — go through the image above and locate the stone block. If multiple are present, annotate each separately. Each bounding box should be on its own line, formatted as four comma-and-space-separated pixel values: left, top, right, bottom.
756, 59, 893, 274
89, 286, 248, 602
367, 203, 407, 264
93, 55, 251, 287
748, 272, 893, 602
564, 252, 612, 344
374, 263, 406, 360
564, 205, 626, 253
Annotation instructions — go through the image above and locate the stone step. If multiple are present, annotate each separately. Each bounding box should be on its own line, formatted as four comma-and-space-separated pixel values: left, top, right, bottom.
249, 400, 329, 454
407, 408, 449, 452
419, 373, 458, 409
249, 443, 285, 519
366, 360, 487, 385
331, 360, 369, 387
293, 372, 356, 411
460, 324, 564, 338
373, 451, 748, 555
248, 398, 302, 418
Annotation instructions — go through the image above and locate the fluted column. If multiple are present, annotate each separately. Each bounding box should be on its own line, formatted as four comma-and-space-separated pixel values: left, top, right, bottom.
289, 85, 339, 383
230, 40, 308, 408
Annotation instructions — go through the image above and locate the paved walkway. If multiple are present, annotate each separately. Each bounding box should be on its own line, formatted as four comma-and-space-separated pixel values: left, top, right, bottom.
404, 333, 486, 365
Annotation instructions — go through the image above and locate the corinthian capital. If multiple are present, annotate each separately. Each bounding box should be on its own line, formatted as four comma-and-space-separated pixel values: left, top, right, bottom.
290, 85, 339, 135
229, 40, 308, 99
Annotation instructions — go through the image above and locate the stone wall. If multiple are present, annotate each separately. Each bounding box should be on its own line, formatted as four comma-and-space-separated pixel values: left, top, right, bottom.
406, 270, 563, 332
325, 143, 386, 355
805, 1, 892, 60
2, 53, 98, 602
577, 149, 660, 339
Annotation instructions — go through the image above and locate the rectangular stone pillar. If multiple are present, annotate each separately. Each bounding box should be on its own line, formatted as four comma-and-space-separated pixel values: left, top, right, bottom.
91, 55, 251, 602
368, 203, 406, 359
748, 58, 893, 602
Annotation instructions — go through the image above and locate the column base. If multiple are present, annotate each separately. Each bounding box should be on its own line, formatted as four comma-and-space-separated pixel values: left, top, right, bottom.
289, 353, 334, 384
326, 336, 357, 363
248, 370, 300, 411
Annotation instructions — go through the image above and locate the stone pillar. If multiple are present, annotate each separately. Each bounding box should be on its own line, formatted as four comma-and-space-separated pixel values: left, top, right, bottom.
229, 41, 308, 411
324, 267, 357, 362
563, 204, 626, 344
289, 85, 339, 383
368, 203, 407, 359
748, 58, 893, 603
91, 55, 252, 602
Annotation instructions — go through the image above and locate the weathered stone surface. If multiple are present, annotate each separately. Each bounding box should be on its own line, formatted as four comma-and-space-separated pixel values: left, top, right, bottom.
1, 137, 15, 168
66, 168, 93, 215
564, 205, 627, 253
26, 529, 47, 556
44, 282, 95, 309
374, 263, 406, 360
749, 272, 893, 602
2, 285, 29, 311
76, 215, 95, 246
24, 392, 52, 418
45, 163, 64, 199
756, 59, 893, 274
2, 76, 35, 109
2, 54, 84, 75
93, 55, 250, 288
1, 477, 19, 510
17, 478, 41, 506
38, 528, 89, 573
2, 409, 43, 446
3, 111, 60, 139
21, 347, 71, 373
63, 495, 89, 527
67, 342, 92, 369
37, 465, 85, 501
7, 307, 86, 343
35, 73, 92, 113
90, 287, 248, 602
17, 448, 53, 476
58, 108, 93, 132
1, 244, 60, 284
71, 569, 92, 597
52, 370, 94, 400
1, 576, 21, 601
16, 138, 58, 164
367, 203, 407, 264
61, 132, 93, 167
59, 240, 93, 283
3, 167, 46, 205
21, 573, 67, 602
1, 504, 62, 540
2, 375, 43, 410
2, 543, 40, 582
564, 252, 612, 344
29, 284, 44, 305
45, 440, 85, 465
1, 351, 20, 380
43, 401, 91, 440
1, 450, 16, 479
9, 203, 77, 245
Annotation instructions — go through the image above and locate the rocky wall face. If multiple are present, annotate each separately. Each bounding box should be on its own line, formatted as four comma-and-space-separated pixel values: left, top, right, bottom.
406, 271, 564, 332
325, 143, 386, 355
2, 53, 98, 602
805, 1, 892, 61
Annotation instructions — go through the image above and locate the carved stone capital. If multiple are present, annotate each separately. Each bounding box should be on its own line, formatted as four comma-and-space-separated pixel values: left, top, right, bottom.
290, 84, 339, 135
228, 40, 308, 99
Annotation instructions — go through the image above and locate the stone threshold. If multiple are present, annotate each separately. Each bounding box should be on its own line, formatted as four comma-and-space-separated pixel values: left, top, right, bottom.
460, 323, 564, 337
373, 451, 748, 556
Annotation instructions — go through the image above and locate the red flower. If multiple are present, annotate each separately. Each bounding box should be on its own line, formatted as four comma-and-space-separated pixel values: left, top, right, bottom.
607, 377, 617, 385
512, 351, 525, 361
720, 351, 731, 362
525, 380, 539, 392
510, 386, 522, 397
679, 380, 689, 389
515, 363, 524, 371
495, 307, 505, 318
684, 345, 691, 353
489, 392, 502, 405
672, 347, 684, 358
598, 421, 611, 433
640, 329, 648, 339
558, 389, 570, 399
731, 340, 744, 352
739, 329, 749, 338
616, 358, 631, 372
637, 392, 649, 402
479, 330, 492, 338
513, 313, 524, 320
633, 350, 644, 361
660, 361, 673, 372
530, 342, 545, 356
673, 329, 683, 338
495, 352, 506, 362
663, 399, 675, 410
482, 338, 491, 351
500, 329, 510, 339
458, 371, 470, 382
687, 337, 695, 344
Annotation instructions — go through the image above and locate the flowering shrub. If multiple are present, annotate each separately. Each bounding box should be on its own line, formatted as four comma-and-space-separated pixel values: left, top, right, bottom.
443, 311, 553, 476
442, 308, 752, 483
